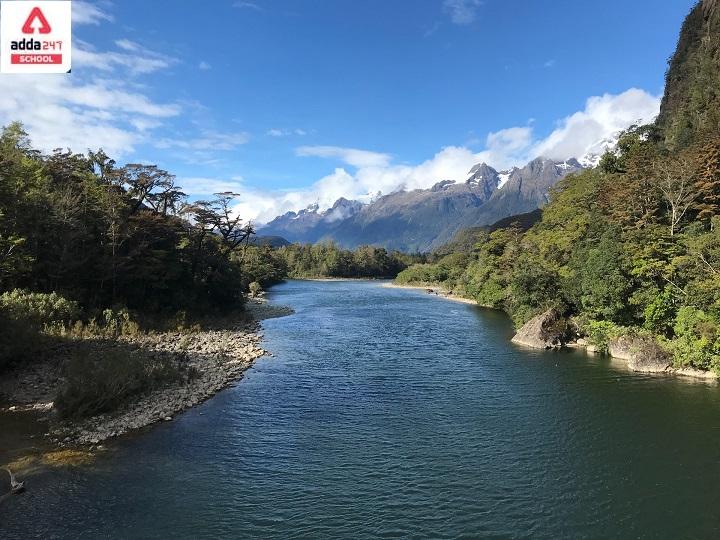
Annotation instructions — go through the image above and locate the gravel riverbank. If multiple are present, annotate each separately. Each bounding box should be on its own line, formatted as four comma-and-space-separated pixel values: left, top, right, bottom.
0, 298, 294, 448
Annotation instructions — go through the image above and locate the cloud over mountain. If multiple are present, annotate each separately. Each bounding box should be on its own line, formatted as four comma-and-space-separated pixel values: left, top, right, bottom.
206, 88, 661, 224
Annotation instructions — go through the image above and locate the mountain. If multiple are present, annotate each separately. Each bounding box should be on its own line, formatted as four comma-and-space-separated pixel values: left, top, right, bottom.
260, 198, 363, 244
464, 158, 583, 229
328, 171, 501, 252
656, 0, 720, 148
259, 156, 584, 252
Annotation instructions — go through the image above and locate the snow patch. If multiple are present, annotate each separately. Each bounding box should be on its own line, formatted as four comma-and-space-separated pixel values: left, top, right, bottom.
497, 171, 511, 189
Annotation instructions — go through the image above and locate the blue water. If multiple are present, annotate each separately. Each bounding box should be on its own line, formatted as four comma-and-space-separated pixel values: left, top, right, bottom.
2, 280, 720, 538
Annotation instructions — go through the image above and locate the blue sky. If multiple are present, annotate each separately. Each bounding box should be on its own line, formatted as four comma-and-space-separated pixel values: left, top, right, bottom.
0, 0, 697, 222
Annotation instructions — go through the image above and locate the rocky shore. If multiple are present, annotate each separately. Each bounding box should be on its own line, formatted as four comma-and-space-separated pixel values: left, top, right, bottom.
0, 298, 294, 448
512, 309, 718, 382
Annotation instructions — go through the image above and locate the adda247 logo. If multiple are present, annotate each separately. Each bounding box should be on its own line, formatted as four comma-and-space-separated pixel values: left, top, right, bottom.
1, 1, 72, 74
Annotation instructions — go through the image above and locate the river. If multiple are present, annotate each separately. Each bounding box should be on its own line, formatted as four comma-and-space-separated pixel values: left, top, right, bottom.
2, 280, 720, 538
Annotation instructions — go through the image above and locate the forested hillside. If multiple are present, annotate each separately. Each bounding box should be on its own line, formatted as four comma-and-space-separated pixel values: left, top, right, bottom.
0, 124, 412, 376
397, 0, 720, 373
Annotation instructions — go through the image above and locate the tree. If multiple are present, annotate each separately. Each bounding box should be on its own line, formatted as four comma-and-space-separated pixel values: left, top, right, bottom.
692, 137, 720, 225
122, 164, 176, 214
655, 155, 698, 236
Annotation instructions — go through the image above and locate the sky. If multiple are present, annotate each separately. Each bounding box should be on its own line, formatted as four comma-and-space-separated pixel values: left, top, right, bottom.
0, 0, 698, 223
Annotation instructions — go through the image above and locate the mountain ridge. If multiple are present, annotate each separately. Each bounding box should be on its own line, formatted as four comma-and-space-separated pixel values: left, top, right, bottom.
260, 154, 585, 252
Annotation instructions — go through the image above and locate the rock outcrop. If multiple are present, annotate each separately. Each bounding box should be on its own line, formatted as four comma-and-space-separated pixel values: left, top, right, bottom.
511, 309, 569, 349
607, 335, 672, 372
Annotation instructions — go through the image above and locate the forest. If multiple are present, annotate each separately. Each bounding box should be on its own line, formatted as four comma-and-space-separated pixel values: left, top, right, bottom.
397, 125, 720, 371
0, 122, 411, 376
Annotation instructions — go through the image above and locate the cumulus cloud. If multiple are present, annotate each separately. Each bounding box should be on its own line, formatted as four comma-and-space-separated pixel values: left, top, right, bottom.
0, 75, 180, 156
210, 88, 661, 224
473, 126, 534, 171
443, 0, 483, 25
531, 88, 660, 160
296, 146, 392, 168
199, 61, 212, 70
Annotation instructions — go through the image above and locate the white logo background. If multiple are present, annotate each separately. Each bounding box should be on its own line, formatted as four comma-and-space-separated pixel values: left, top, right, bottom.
1, 0, 72, 74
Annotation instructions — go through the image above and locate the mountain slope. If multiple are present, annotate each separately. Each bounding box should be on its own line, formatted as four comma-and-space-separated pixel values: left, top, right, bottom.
330, 173, 500, 252
657, 0, 720, 148
260, 198, 362, 244
259, 156, 583, 252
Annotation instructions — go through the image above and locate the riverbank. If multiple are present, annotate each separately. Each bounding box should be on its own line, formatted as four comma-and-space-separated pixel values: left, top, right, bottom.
0, 298, 294, 451
382, 282, 480, 305
392, 280, 718, 383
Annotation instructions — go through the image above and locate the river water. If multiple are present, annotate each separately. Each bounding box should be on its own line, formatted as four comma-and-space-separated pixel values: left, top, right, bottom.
2, 280, 720, 538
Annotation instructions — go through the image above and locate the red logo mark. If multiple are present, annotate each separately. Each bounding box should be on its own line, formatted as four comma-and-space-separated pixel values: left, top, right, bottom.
22, 7, 52, 35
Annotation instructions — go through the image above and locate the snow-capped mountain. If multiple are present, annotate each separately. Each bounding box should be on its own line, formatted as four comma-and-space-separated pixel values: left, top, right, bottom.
259, 155, 585, 252
578, 132, 622, 168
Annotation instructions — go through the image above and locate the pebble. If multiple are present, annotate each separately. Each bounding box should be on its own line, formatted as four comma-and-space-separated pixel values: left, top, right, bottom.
49, 321, 268, 446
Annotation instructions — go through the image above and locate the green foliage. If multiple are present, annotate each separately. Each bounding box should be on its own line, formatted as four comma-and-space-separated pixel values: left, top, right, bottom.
0, 308, 42, 371
584, 320, 623, 354
566, 230, 633, 324
395, 263, 449, 285
0, 289, 80, 329
390, 117, 720, 371
669, 307, 720, 372
642, 287, 676, 335
276, 242, 415, 279
0, 125, 250, 317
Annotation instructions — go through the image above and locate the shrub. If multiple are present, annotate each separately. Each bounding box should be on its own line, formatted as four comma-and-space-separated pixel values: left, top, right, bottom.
584, 320, 624, 354
102, 308, 140, 337
55, 347, 188, 418
669, 307, 720, 372
395, 263, 449, 285
0, 289, 80, 329
248, 281, 263, 297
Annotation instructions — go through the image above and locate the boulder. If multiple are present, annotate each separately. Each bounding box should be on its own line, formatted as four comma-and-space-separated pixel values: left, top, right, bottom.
609, 335, 672, 373
608, 336, 635, 360
511, 309, 569, 349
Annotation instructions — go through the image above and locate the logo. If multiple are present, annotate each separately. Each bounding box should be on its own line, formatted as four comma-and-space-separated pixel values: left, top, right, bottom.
22, 7, 52, 34
1, 1, 72, 74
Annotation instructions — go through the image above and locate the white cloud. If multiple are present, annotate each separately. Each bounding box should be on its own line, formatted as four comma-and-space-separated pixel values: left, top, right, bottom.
213, 88, 661, 224
199, 61, 212, 70
474, 126, 534, 170
267, 127, 308, 137
73, 1, 114, 25
0, 75, 180, 156
531, 88, 660, 161
155, 131, 250, 151
180, 177, 247, 196
443, 0, 483, 25
296, 145, 392, 168
74, 40, 177, 75
544, 59, 556, 68
115, 39, 140, 52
